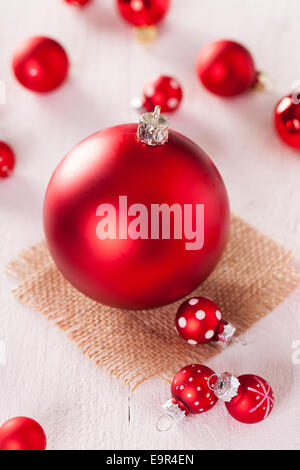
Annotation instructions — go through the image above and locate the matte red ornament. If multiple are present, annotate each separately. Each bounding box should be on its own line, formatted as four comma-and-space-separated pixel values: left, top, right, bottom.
12, 36, 69, 93
223, 374, 274, 424
141, 75, 183, 113
0, 141, 15, 178
0, 417, 46, 450
175, 296, 236, 347
64, 0, 91, 5
117, 0, 170, 26
274, 95, 300, 149
157, 364, 218, 430
44, 107, 230, 310
196, 39, 257, 97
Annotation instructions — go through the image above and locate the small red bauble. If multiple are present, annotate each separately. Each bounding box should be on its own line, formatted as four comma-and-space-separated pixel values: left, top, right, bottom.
141, 76, 183, 113
117, 0, 170, 27
64, 0, 91, 5
196, 39, 257, 97
0, 417, 46, 450
157, 363, 218, 430
224, 374, 274, 424
44, 107, 230, 309
175, 296, 236, 346
0, 141, 15, 178
12, 36, 69, 93
274, 95, 300, 149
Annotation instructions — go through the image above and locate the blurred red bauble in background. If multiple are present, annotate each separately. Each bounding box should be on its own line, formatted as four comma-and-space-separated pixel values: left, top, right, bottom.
0, 141, 15, 178
196, 39, 257, 97
274, 95, 300, 149
44, 108, 230, 310
117, 0, 170, 26
141, 75, 183, 113
0, 417, 46, 450
12, 36, 69, 93
225, 374, 274, 424
64, 0, 91, 5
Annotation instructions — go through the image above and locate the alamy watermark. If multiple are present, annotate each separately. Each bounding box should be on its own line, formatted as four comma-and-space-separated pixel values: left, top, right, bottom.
0, 80, 6, 104
291, 80, 300, 105
96, 196, 205, 251
291, 339, 300, 365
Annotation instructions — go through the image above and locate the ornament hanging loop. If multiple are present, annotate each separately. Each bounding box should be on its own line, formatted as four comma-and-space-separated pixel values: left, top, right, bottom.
153, 105, 161, 122
156, 413, 175, 432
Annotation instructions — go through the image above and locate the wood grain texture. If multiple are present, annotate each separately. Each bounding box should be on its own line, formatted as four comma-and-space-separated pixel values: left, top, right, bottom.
0, 0, 300, 450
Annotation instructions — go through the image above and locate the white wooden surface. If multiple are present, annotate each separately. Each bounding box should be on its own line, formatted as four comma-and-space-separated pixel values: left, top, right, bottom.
0, 0, 300, 450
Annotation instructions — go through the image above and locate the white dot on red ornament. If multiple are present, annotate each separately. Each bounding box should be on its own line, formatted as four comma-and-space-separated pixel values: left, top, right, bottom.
174, 379, 177, 384
196, 310, 206, 320
178, 317, 186, 328
187, 339, 197, 345
194, 401, 199, 406
189, 377, 193, 382
189, 298, 198, 306
205, 330, 214, 340
256, 396, 260, 400
206, 393, 210, 398
167, 97, 179, 109
180, 385, 184, 390
187, 393, 192, 398
199, 408, 204, 412
170, 79, 179, 89
182, 370, 186, 374
215, 310, 222, 320
197, 386, 201, 391
131, 0, 143, 12
145, 86, 155, 98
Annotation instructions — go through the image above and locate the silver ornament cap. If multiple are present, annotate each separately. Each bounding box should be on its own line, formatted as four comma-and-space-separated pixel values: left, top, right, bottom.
211, 373, 240, 403
137, 105, 169, 146
217, 322, 237, 347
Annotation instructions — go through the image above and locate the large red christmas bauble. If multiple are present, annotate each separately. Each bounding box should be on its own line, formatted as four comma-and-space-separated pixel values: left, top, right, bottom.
0, 141, 15, 178
225, 374, 274, 424
196, 39, 257, 97
170, 364, 218, 415
0, 417, 46, 450
274, 95, 300, 149
117, 0, 170, 27
44, 110, 230, 309
12, 36, 69, 93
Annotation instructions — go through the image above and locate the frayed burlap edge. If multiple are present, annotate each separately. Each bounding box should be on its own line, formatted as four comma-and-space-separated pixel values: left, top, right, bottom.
5, 214, 300, 390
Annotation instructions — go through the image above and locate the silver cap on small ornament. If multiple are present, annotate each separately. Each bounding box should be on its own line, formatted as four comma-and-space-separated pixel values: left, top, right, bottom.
217, 322, 237, 347
208, 372, 240, 403
137, 105, 169, 146
156, 399, 186, 432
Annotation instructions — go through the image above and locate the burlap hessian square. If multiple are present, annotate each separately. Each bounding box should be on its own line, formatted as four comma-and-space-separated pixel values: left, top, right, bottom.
6, 214, 300, 390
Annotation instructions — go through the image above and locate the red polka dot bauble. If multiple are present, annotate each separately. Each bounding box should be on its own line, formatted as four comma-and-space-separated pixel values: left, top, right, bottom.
64, 0, 91, 5
12, 36, 69, 93
274, 95, 300, 149
0, 417, 46, 450
157, 364, 218, 430
117, 0, 170, 27
141, 75, 183, 113
0, 141, 15, 178
175, 296, 236, 347
220, 374, 274, 424
196, 39, 257, 97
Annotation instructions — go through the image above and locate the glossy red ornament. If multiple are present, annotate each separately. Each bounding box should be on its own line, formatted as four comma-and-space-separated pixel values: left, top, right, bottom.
12, 36, 69, 93
141, 75, 183, 113
117, 0, 170, 26
175, 296, 236, 346
64, 0, 91, 5
0, 141, 15, 178
225, 374, 274, 424
0, 417, 46, 450
274, 95, 300, 149
196, 39, 257, 97
44, 108, 230, 310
